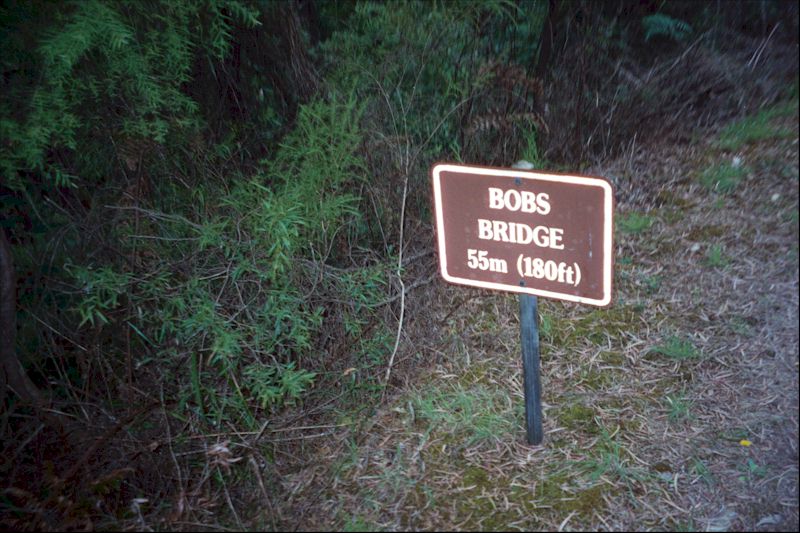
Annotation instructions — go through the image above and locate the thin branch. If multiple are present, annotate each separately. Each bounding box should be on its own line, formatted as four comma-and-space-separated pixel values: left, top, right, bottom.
383, 172, 409, 388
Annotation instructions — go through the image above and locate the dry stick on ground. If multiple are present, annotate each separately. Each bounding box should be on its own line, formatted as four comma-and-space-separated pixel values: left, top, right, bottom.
373, 67, 412, 391
383, 171, 409, 389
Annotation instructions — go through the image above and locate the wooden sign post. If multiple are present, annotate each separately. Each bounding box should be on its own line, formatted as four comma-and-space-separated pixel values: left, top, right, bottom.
431, 162, 614, 445
519, 292, 543, 444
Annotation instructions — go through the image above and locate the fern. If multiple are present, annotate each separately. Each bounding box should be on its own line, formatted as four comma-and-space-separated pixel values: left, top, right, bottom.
642, 13, 693, 42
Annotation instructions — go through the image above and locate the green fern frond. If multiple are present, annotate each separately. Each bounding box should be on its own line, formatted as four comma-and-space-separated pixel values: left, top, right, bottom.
642, 13, 692, 42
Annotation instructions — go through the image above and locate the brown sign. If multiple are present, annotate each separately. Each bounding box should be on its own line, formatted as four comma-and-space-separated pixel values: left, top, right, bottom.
431, 163, 614, 306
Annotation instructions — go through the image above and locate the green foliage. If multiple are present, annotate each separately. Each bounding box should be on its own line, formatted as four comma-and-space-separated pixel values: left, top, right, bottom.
342, 515, 374, 533
575, 427, 647, 486
320, 0, 546, 169
690, 458, 714, 485
2, 0, 209, 188
520, 130, 545, 168
162, 95, 368, 417
3, 0, 375, 427
643, 274, 662, 294
0, 0, 401, 435
739, 458, 768, 481
66, 263, 131, 327
642, 14, 693, 42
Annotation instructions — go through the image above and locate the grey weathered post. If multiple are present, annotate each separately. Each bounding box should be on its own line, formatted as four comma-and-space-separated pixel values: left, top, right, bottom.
512, 161, 544, 445
519, 293, 543, 445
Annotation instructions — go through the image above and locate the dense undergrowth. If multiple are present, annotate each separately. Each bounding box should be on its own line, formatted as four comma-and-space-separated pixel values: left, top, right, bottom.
1, 0, 797, 529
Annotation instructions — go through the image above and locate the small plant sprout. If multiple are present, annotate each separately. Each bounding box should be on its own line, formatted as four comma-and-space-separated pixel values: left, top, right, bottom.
665, 393, 693, 423
704, 244, 729, 268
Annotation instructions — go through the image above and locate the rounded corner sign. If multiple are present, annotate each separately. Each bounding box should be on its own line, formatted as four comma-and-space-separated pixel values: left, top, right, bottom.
430, 162, 614, 307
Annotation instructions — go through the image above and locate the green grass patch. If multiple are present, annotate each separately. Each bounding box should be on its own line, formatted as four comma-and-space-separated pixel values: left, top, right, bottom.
577, 368, 617, 391
600, 351, 626, 366
690, 458, 714, 485
544, 304, 642, 349
717, 102, 797, 151
343, 515, 376, 532
535, 479, 608, 515
718, 427, 750, 442
642, 274, 662, 294
650, 336, 701, 361
575, 427, 648, 488
699, 162, 748, 193
410, 383, 517, 446
788, 208, 799, 228
617, 212, 654, 234
738, 458, 768, 482
728, 316, 755, 337
556, 402, 599, 433
664, 393, 693, 423
704, 244, 729, 268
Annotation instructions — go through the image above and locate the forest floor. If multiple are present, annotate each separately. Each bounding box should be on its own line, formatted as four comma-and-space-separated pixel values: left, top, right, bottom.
262, 93, 799, 531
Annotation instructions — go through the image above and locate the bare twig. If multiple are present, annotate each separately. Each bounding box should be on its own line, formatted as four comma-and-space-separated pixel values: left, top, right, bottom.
384, 171, 409, 389
249, 455, 278, 530
747, 22, 779, 70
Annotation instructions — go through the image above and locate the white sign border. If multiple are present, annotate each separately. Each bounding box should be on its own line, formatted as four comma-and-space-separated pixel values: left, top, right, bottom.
431, 163, 614, 307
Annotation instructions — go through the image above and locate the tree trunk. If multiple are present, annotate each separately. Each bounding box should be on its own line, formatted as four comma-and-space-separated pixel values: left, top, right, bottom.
533, 0, 559, 85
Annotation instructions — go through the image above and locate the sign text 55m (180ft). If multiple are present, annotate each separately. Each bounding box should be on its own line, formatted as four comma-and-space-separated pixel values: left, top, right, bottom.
466, 248, 581, 287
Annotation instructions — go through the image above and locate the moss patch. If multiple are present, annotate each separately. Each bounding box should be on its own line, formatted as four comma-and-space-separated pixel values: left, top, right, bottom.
554, 305, 642, 348
600, 351, 626, 366
540, 482, 607, 515
556, 402, 599, 434
577, 367, 617, 390
448, 470, 611, 531
685, 224, 727, 241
